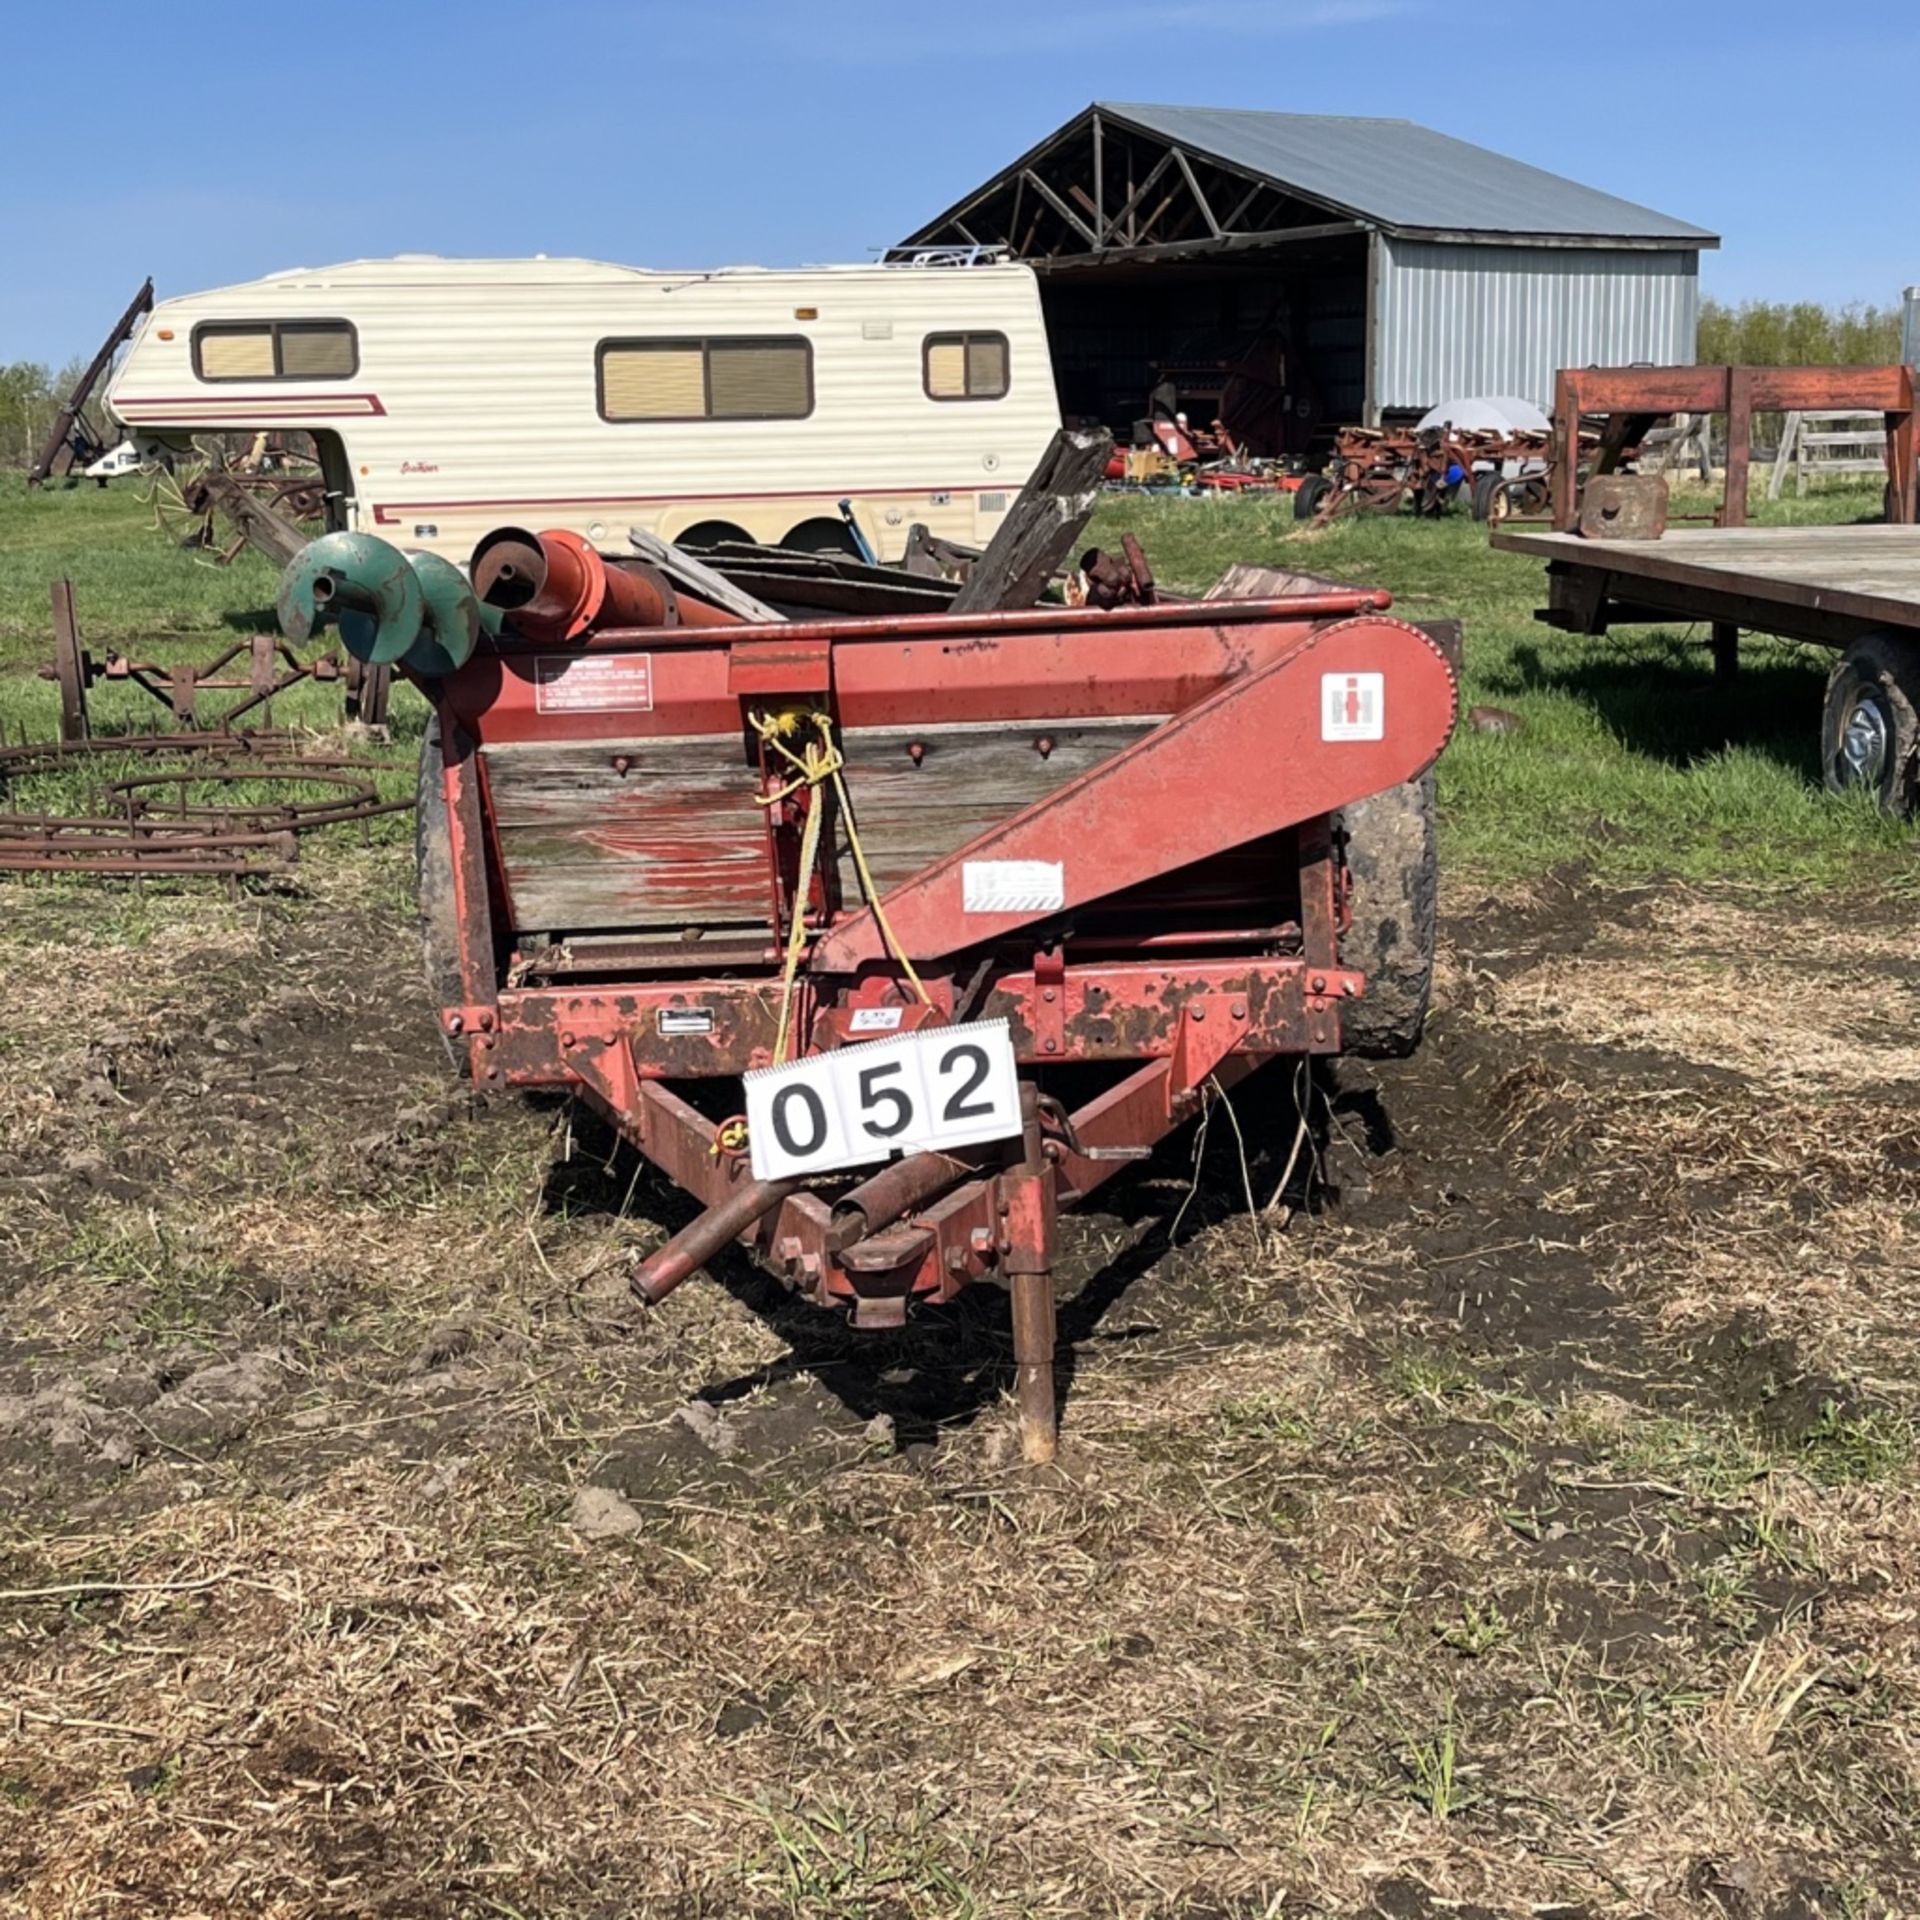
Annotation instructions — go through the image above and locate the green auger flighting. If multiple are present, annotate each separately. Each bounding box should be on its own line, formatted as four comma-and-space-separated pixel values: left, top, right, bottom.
278, 531, 500, 680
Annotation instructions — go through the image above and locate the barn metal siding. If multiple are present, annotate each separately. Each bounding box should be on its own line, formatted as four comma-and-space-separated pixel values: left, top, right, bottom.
1374, 238, 1699, 416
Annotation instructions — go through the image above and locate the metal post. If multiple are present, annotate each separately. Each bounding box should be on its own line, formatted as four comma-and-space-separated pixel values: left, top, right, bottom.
1005, 1082, 1059, 1464
1711, 623, 1739, 682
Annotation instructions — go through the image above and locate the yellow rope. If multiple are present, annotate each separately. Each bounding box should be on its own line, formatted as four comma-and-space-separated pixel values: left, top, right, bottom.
750, 708, 933, 1062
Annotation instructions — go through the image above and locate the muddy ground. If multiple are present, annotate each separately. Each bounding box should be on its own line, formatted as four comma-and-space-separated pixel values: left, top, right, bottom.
2, 859, 1918, 1919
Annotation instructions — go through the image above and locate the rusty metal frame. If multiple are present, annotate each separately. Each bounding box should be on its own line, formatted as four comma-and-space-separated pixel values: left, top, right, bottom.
421, 580, 1458, 1458
47, 578, 390, 740
1549, 364, 1920, 532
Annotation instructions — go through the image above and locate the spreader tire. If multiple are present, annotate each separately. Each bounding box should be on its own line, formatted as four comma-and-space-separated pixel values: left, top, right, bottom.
1336, 769, 1438, 1058
416, 715, 467, 1072
1469, 471, 1502, 522
1821, 633, 1920, 817
1293, 473, 1332, 521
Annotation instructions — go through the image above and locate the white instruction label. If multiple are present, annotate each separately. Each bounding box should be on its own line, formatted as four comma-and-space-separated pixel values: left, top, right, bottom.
963, 859, 1065, 914
533, 654, 654, 714
1321, 671, 1384, 742
848, 1006, 906, 1033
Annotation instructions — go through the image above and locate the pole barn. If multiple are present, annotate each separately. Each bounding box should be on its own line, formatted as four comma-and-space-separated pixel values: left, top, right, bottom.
898, 103, 1718, 451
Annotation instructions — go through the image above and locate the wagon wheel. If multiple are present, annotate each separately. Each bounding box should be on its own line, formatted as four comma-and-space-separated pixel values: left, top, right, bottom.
1821, 633, 1920, 818
1313, 471, 1369, 524
1293, 473, 1333, 521
1336, 770, 1438, 1056
51, 597, 91, 743
273, 480, 328, 525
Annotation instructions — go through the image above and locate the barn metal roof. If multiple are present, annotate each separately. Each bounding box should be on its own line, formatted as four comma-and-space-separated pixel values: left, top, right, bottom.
1096, 103, 1717, 245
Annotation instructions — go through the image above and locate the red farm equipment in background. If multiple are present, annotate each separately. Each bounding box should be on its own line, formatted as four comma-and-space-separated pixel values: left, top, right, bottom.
279, 525, 1459, 1461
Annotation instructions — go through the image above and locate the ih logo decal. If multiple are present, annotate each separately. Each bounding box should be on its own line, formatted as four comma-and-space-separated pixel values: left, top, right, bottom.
1321, 671, 1385, 742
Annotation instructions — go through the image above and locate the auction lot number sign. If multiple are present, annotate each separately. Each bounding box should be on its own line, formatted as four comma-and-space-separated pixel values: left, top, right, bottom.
744, 1019, 1022, 1182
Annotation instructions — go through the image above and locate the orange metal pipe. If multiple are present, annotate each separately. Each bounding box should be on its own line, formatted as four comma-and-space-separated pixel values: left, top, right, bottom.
469, 526, 740, 639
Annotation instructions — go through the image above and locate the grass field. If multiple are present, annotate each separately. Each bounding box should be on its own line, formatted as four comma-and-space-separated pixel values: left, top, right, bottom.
5, 475, 1920, 1918
2, 471, 1910, 891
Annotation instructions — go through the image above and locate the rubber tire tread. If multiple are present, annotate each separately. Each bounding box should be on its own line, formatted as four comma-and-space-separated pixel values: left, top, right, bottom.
1336, 769, 1438, 1058
1820, 632, 1920, 817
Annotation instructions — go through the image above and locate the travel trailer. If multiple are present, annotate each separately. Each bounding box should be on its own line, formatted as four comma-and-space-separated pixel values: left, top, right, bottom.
103, 254, 1062, 566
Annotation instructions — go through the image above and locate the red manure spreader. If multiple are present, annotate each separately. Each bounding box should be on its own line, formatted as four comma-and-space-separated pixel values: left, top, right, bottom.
280, 527, 1459, 1459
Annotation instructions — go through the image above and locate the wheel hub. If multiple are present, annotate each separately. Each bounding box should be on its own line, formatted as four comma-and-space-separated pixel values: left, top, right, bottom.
1840, 694, 1891, 786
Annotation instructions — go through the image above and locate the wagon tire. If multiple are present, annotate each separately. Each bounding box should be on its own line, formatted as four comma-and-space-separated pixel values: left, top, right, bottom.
1336, 769, 1438, 1057
1821, 632, 1920, 817
1294, 473, 1332, 521
52, 614, 89, 743
416, 714, 469, 1075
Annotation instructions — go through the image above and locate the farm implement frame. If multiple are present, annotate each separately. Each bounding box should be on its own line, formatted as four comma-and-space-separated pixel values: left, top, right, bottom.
284, 526, 1459, 1459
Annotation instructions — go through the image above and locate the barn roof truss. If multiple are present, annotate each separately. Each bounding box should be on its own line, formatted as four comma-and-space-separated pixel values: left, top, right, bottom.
903, 107, 1367, 269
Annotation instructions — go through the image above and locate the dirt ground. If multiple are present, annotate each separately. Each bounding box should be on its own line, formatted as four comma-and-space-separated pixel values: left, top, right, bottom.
3, 860, 1918, 1919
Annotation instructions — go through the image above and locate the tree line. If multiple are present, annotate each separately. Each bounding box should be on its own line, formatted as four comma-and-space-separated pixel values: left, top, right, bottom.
1696, 297, 1906, 368
0, 357, 89, 470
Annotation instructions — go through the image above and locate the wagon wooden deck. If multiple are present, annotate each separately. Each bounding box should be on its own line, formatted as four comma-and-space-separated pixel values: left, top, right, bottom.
1493, 523, 1920, 653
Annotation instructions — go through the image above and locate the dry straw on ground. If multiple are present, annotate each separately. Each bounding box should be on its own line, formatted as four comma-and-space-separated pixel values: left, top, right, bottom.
4, 869, 1920, 1918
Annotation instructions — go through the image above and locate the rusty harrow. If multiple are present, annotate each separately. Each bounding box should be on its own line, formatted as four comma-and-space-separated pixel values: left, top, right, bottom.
0, 732, 410, 877
47, 580, 391, 742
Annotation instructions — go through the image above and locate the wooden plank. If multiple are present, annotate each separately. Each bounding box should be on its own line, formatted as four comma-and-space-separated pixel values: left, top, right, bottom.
198, 472, 312, 568
484, 715, 1162, 930
1494, 526, 1920, 636
947, 428, 1114, 615
624, 527, 785, 624
483, 736, 767, 933
1169, 145, 1221, 236
1723, 369, 1756, 526
1768, 411, 1801, 502
697, 541, 961, 615
1021, 168, 1101, 248
837, 718, 1156, 895
1204, 562, 1358, 600
752, 578, 960, 619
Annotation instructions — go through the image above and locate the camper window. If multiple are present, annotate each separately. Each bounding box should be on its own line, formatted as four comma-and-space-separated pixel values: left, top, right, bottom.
598, 338, 813, 422
193, 321, 357, 382
924, 332, 1009, 402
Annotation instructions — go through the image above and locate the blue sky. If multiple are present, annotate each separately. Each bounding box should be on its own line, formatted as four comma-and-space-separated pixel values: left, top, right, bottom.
4, 0, 1915, 367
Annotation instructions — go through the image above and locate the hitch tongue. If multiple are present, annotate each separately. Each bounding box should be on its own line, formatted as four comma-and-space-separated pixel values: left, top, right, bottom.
630, 1175, 802, 1305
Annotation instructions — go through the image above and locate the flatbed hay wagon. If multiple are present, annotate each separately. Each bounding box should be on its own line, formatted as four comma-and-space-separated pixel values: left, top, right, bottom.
1494, 362, 1920, 815
279, 525, 1459, 1460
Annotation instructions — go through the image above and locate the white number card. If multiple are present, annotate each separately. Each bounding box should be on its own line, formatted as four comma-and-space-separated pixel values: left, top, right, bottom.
744, 1019, 1023, 1182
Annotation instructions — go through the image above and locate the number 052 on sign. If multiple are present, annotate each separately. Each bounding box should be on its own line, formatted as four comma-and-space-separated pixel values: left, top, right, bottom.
743, 1019, 1022, 1182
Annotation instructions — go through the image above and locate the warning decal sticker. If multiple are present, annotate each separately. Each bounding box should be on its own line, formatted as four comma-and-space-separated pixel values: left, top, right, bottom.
533, 654, 654, 714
